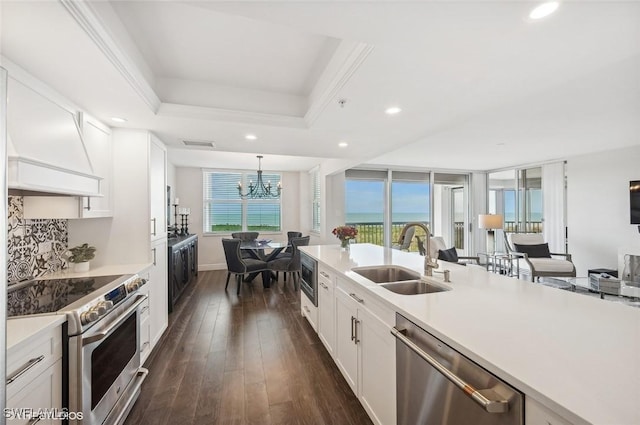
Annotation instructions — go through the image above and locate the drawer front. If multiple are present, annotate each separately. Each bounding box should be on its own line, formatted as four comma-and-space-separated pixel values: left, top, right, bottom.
526, 397, 572, 425
7, 326, 62, 400
6, 359, 63, 425
336, 277, 394, 327
301, 292, 318, 331
140, 316, 151, 364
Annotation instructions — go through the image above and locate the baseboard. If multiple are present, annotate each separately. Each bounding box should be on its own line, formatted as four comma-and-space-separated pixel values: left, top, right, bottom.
198, 263, 227, 271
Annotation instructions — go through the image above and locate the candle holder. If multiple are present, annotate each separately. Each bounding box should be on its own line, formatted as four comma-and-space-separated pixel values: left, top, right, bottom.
180, 214, 190, 236
172, 204, 180, 236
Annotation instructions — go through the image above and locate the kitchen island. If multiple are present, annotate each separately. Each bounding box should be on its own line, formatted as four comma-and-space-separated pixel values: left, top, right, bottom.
300, 243, 640, 425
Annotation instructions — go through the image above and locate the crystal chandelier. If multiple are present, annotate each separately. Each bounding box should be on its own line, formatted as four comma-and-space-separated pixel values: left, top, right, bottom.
237, 155, 282, 199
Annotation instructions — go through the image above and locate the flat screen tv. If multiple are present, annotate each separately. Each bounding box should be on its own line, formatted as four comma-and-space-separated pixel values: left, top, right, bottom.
631, 180, 640, 224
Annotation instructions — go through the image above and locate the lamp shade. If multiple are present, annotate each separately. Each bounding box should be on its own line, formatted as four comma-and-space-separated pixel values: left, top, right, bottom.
478, 214, 504, 230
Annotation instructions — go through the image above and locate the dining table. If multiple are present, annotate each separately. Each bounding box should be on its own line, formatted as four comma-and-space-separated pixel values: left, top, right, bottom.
240, 240, 289, 287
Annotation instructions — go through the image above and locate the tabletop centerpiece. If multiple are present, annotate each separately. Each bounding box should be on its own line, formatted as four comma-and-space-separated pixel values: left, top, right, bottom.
332, 225, 358, 250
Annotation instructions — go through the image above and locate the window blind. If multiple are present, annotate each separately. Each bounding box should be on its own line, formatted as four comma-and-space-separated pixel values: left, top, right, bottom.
311, 169, 321, 232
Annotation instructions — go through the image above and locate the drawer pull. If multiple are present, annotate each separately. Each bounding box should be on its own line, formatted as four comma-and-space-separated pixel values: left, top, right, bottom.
319, 282, 328, 290
141, 341, 150, 351
7, 355, 45, 385
304, 305, 310, 313
140, 306, 150, 315
320, 271, 330, 278
349, 293, 364, 303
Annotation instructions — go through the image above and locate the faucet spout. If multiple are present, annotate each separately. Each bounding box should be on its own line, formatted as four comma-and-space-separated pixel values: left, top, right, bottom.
398, 222, 439, 276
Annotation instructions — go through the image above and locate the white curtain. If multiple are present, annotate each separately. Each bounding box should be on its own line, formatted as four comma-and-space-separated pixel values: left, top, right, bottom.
542, 162, 566, 253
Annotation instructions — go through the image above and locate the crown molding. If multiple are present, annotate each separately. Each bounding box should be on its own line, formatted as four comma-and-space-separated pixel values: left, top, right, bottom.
304, 41, 374, 126
59, 0, 161, 113
158, 103, 307, 128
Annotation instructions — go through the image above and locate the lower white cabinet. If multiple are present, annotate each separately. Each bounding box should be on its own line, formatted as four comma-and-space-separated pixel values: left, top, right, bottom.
7, 323, 63, 425
317, 267, 336, 356
526, 398, 573, 425
334, 278, 396, 425
301, 291, 318, 331
149, 239, 168, 349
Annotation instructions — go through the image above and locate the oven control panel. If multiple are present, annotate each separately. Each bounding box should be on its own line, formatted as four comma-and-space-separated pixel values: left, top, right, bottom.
125, 277, 147, 294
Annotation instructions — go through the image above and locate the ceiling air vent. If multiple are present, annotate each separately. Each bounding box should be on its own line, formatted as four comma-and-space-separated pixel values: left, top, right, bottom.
182, 140, 216, 149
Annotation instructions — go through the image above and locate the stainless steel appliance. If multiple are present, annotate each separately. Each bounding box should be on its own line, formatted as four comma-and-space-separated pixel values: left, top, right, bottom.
393, 314, 523, 425
8, 274, 149, 425
300, 252, 318, 306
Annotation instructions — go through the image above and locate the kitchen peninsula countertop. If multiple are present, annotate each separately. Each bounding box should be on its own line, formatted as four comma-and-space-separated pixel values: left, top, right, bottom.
300, 243, 640, 425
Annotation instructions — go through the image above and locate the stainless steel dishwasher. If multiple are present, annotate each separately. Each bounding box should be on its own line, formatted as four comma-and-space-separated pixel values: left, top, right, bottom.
392, 314, 524, 425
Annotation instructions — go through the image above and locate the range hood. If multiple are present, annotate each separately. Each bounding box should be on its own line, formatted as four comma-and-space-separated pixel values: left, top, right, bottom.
6, 74, 102, 196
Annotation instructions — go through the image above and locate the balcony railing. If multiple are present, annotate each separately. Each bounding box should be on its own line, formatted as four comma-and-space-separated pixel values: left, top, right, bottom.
347, 220, 543, 253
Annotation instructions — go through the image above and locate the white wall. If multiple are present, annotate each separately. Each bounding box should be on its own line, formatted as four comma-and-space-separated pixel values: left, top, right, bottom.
567, 145, 640, 276
175, 166, 302, 270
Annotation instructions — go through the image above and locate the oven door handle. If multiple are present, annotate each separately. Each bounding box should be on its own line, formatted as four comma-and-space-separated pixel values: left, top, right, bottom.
82, 294, 148, 346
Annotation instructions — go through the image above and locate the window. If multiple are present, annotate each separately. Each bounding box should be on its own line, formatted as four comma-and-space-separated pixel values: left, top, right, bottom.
311, 169, 321, 232
203, 170, 282, 233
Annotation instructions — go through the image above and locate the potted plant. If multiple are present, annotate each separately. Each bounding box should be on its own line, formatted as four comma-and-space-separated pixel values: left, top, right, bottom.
67, 243, 96, 272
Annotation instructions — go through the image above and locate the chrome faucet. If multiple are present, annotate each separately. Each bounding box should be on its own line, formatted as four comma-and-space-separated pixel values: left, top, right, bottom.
398, 222, 439, 276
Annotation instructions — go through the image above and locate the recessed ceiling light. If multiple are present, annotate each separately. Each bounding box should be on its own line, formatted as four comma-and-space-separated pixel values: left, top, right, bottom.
338, 142, 348, 148
529, 2, 559, 20
385, 106, 402, 115
111, 117, 127, 123
245, 134, 257, 141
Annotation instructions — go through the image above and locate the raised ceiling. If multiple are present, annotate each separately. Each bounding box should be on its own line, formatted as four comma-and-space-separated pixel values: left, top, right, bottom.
1, 1, 639, 172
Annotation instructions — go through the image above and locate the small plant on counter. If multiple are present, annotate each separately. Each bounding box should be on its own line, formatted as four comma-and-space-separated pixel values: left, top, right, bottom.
67, 243, 96, 263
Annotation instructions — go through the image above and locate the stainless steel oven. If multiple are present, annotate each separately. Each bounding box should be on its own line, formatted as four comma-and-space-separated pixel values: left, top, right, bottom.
8, 274, 150, 425
68, 290, 148, 425
300, 252, 318, 306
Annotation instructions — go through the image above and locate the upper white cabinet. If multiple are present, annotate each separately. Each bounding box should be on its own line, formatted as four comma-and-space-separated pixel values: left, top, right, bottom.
149, 137, 167, 241
79, 114, 113, 218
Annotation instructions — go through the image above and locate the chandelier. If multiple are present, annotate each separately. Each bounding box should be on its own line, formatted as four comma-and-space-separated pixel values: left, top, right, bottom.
237, 155, 282, 199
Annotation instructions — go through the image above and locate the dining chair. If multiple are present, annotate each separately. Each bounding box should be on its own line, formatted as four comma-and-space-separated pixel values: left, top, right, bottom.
222, 238, 268, 295
231, 231, 259, 259
283, 231, 303, 254
267, 236, 310, 289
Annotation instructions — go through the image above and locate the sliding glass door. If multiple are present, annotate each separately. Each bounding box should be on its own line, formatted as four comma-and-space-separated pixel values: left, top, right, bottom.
345, 171, 387, 246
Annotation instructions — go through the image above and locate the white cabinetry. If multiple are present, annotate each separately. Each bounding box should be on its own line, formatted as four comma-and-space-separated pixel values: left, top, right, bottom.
149, 138, 166, 241
301, 291, 318, 331
317, 267, 336, 357
526, 398, 572, 425
149, 239, 168, 348
7, 323, 63, 425
80, 114, 112, 218
334, 277, 396, 425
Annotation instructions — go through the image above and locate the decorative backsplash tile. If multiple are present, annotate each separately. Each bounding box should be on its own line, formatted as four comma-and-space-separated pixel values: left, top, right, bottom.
7, 196, 68, 282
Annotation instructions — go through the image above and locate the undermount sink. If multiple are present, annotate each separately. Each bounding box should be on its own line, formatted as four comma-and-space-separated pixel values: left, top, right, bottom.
351, 265, 421, 283
380, 280, 450, 295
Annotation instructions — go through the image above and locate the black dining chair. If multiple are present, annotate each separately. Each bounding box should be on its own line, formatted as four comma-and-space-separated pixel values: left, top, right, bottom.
283, 231, 303, 254
222, 238, 268, 295
231, 232, 259, 259
267, 236, 310, 289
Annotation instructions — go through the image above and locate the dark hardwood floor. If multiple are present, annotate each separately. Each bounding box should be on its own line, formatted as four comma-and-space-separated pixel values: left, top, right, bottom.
124, 270, 373, 425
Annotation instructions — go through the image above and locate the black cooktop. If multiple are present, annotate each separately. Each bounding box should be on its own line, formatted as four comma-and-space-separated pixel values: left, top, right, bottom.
7, 275, 124, 317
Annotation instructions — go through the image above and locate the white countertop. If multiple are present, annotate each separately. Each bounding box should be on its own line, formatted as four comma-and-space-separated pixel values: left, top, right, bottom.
7, 315, 67, 354
301, 244, 640, 425
43, 263, 153, 279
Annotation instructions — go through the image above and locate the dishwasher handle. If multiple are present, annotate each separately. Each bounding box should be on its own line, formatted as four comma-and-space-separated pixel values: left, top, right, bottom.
391, 326, 510, 414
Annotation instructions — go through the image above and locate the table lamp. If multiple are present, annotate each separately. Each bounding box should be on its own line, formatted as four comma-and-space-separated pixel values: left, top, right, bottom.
478, 214, 504, 254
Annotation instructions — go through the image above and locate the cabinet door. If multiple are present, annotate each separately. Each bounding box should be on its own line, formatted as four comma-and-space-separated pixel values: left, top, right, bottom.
358, 307, 397, 425
526, 398, 572, 425
6, 359, 62, 425
318, 273, 335, 357
149, 136, 166, 241
149, 239, 168, 348
335, 286, 359, 393
80, 117, 112, 217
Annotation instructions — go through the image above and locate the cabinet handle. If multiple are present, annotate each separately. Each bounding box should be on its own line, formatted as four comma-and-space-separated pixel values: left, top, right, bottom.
7, 355, 45, 385
319, 282, 328, 290
354, 319, 360, 344
304, 305, 310, 313
320, 271, 330, 278
350, 316, 356, 341
141, 341, 150, 351
151, 218, 157, 236
140, 306, 150, 315
84, 197, 91, 211
152, 247, 157, 266
349, 293, 364, 303
28, 417, 42, 425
